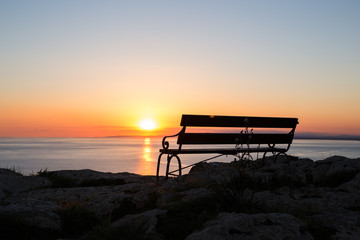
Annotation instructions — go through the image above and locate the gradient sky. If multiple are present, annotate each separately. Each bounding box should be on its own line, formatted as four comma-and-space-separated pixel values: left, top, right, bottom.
1, 0, 360, 137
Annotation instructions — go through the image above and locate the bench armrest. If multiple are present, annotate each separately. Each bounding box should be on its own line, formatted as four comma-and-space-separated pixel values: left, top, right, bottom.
161, 127, 186, 150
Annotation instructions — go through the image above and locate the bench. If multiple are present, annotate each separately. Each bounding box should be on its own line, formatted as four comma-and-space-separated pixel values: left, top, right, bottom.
157, 114, 299, 179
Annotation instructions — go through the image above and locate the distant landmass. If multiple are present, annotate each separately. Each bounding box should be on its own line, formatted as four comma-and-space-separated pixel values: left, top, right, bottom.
107, 133, 360, 141
295, 133, 360, 141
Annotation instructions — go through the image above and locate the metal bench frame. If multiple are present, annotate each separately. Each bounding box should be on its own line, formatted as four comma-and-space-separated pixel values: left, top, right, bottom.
157, 114, 298, 179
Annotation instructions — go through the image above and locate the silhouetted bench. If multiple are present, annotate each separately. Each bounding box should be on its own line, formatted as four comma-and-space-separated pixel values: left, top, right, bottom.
157, 114, 299, 179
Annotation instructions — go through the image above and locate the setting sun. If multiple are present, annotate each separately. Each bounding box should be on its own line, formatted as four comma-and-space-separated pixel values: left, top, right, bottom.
139, 119, 157, 130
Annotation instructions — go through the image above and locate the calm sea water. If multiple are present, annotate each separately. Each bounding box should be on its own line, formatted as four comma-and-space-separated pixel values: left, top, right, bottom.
0, 137, 359, 175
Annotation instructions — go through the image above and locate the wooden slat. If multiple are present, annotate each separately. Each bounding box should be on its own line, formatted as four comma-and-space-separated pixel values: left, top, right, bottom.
160, 147, 287, 155
180, 114, 298, 128
177, 133, 293, 145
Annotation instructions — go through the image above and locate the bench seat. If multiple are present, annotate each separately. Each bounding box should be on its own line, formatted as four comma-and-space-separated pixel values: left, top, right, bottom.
160, 147, 287, 155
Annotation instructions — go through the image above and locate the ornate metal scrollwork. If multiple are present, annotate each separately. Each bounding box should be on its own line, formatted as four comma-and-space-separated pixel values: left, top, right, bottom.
162, 137, 170, 149
235, 126, 254, 161
161, 127, 185, 149
268, 143, 275, 148
157, 127, 186, 180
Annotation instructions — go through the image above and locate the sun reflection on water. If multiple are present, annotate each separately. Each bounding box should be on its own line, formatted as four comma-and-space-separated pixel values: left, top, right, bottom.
137, 137, 157, 175
143, 147, 151, 161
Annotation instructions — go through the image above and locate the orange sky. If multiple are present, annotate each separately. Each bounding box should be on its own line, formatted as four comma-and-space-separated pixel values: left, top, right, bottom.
1, 1, 360, 137
1, 104, 359, 137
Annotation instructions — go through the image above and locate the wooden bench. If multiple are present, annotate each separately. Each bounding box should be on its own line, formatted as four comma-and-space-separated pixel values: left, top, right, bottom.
157, 114, 299, 179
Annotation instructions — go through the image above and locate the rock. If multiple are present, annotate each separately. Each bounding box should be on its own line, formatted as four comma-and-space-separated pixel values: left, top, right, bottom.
0, 168, 22, 177
156, 187, 215, 209
327, 156, 360, 173
111, 209, 166, 239
250, 157, 314, 186
321, 173, 360, 210
1, 155, 360, 239
39, 169, 157, 188
132, 183, 160, 209
0, 172, 51, 199
0, 198, 61, 231
311, 210, 360, 240
337, 172, 360, 195
185, 162, 242, 186
185, 212, 313, 240
313, 156, 360, 185
253, 188, 326, 215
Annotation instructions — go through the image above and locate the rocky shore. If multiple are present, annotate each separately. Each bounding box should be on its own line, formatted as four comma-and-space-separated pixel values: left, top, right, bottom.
1, 155, 360, 240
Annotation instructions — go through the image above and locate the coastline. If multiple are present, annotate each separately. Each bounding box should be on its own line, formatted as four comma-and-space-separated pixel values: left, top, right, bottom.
295, 134, 360, 141
106, 133, 360, 141
1, 155, 360, 239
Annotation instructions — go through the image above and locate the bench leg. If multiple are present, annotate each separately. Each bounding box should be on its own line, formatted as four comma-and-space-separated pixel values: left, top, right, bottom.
165, 155, 171, 179
176, 155, 182, 177
165, 154, 182, 179
157, 153, 165, 181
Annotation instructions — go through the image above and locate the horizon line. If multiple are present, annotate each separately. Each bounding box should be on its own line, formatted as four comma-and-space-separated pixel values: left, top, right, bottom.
1, 133, 360, 141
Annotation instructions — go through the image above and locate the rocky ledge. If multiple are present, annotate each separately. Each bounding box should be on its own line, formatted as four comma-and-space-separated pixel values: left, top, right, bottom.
1, 155, 360, 240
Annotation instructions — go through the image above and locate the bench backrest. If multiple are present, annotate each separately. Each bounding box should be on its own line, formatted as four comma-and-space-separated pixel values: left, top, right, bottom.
177, 114, 298, 146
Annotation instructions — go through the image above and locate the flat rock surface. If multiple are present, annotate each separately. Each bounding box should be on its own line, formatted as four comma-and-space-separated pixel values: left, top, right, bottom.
185, 212, 313, 240
0, 155, 359, 239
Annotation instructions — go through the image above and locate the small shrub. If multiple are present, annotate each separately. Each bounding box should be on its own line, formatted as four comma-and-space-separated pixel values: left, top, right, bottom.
110, 198, 138, 221
157, 198, 218, 240
37, 170, 77, 188
5, 166, 23, 175
57, 200, 100, 237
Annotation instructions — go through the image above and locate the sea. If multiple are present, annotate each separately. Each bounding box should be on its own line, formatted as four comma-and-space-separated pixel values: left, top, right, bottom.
0, 137, 359, 176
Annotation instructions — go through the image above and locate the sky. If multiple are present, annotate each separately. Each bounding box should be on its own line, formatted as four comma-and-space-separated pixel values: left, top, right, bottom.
1, 0, 360, 137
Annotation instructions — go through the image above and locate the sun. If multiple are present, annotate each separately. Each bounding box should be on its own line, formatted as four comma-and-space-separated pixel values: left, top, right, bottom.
139, 119, 157, 130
